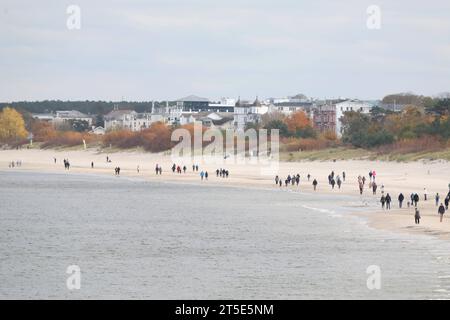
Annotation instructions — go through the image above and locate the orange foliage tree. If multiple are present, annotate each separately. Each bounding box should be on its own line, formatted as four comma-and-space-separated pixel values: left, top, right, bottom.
285, 111, 311, 133
140, 122, 172, 152
31, 121, 57, 142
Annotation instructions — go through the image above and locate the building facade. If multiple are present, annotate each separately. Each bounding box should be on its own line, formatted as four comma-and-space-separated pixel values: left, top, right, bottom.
335, 100, 373, 136
313, 105, 336, 133
176, 95, 210, 112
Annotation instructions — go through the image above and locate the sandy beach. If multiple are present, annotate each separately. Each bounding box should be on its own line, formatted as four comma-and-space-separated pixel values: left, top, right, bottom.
1, 148, 450, 241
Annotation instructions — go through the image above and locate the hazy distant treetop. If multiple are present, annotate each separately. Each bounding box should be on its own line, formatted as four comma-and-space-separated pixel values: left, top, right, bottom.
381, 93, 432, 107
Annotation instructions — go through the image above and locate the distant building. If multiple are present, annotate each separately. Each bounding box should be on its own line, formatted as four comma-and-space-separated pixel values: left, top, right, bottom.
179, 112, 234, 129
233, 97, 268, 130
176, 95, 210, 112
335, 100, 373, 136
32, 113, 54, 122
152, 102, 183, 125
208, 98, 236, 113
272, 101, 314, 116
104, 109, 156, 131
313, 105, 336, 133
32, 110, 93, 126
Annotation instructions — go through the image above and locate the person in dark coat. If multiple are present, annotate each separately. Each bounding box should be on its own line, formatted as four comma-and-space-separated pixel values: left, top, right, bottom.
438, 203, 446, 222
413, 193, 420, 207
380, 195, 386, 209
385, 193, 392, 210
398, 193, 404, 208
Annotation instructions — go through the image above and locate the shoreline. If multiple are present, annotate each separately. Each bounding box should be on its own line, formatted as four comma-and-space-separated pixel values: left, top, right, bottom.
1, 148, 449, 242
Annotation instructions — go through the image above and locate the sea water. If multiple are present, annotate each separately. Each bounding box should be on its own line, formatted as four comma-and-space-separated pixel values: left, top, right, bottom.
1, 171, 450, 299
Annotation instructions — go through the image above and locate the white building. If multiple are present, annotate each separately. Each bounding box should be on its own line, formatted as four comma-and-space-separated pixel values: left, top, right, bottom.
208, 98, 236, 113
152, 102, 183, 125
233, 97, 269, 130
104, 109, 156, 132
32, 110, 93, 127
179, 112, 234, 129
335, 100, 373, 136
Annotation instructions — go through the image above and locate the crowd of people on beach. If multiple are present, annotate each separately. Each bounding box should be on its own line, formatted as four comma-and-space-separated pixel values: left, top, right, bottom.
274, 174, 302, 188
272, 166, 449, 225
43, 153, 450, 226
216, 168, 230, 178
274, 170, 347, 192
8, 160, 22, 168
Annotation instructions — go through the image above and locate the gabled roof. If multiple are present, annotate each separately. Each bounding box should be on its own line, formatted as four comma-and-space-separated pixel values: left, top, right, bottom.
177, 95, 210, 102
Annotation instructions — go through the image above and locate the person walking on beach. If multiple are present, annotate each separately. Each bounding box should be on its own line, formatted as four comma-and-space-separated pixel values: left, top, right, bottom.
331, 178, 336, 189
313, 179, 318, 191
398, 193, 404, 208
358, 181, 364, 195
380, 195, 386, 210
369, 171, 373, 182
413, 193, 419, 207
436, 193, 440, 206
200, 171, 204, 180
307, 174, 311, 181
424, 188, 428, 201
91, 162, 94, 169
438, 203, 446, 222
372, 182, 377, 195
217, 169, 220, 177
342, 171, 346, 182
279, 180, 282, 187
372, 170, 376, 181
155, 164, 159, 175
337, 176, 342, 189
275, 175, 279, 185
205, 171, 208, 180
54, 157, 57, 164
415, 208, 421, 224
385, 193, 392, 210
445, 196, 449, 210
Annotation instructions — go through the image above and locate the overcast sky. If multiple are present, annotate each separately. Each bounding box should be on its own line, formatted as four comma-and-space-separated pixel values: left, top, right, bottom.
1, 0, 449, 102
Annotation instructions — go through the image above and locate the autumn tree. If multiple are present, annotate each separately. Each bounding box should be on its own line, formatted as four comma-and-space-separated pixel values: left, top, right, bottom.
0, 107, 28, 142
285, 111, 315, 138
31, 121, 57, 142
140, 122, 172, 152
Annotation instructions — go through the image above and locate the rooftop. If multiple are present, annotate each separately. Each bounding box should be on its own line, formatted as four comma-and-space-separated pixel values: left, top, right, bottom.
177, 95, 210, 102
